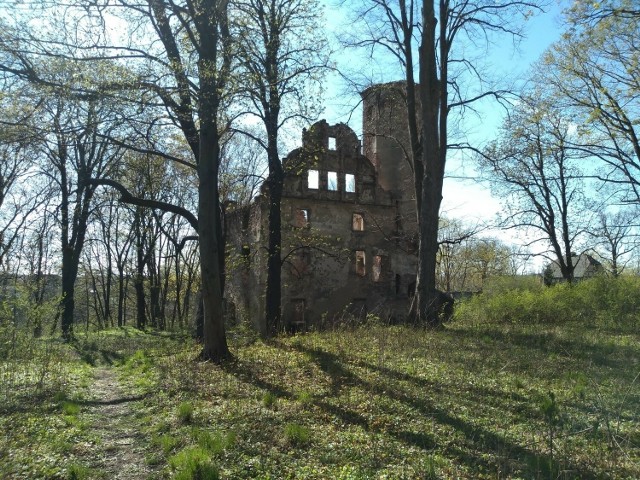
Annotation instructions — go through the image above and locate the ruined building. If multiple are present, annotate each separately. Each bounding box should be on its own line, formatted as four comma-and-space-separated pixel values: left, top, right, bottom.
226, 84, 419, 333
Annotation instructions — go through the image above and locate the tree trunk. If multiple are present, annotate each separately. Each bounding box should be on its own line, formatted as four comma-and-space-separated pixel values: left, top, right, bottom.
197, 7, 230, 360
117, 269, 125, 327
414, 0, 447, 326
60, 248, 79, 340
265, 134, 284, 336
135, 234, 146, 329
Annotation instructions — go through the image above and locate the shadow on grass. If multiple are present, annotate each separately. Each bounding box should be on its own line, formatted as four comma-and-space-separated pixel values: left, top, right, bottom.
78, 394, 148, 407
285, 343, 599, 479
453, 326, 639, 372
71, 340, 126, 367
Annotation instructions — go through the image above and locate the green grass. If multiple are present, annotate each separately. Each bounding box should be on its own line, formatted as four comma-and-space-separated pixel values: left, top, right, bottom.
1, 278, 639, 478
284, 422, 311, 446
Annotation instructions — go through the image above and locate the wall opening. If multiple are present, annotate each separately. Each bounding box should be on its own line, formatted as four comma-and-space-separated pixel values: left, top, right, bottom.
327, 171, 338, 191
372, 255, 383, 282
352, 213, 364, 231
294, 208, 310, 228
395, 274, 401, 294
290, 299, 306, 332
355, 250, 366, 276
328, 136, 336, 150
345, 173, 356, 193
308, 169, 319, 189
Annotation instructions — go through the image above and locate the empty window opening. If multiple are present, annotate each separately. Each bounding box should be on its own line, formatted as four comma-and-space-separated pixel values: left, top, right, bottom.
352, 213, 364, 231
345, 173, 356, 193
395, 274, 401, 294
294, 208, 309, 228
355, 250, 366, 277
327, 171, 338, 191
290, 299, 306, 332
372, 255, 383, 282
308, 169, 319, 189
328, 136, 336, 150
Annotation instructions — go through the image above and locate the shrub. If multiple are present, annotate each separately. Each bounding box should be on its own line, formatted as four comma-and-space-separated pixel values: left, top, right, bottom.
455, 276, 640, 329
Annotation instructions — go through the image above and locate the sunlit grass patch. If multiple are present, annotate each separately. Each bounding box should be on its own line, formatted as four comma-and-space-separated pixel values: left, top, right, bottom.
169, 446, 219, 480
283, 422, 311, 446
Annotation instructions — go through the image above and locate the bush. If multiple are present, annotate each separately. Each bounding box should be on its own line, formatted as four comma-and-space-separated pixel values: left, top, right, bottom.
455, 276, 640, 329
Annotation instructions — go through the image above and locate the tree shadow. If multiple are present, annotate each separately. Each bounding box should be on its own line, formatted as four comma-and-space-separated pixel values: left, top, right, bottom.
453, 326, 638, 372
287, 343, 599, 479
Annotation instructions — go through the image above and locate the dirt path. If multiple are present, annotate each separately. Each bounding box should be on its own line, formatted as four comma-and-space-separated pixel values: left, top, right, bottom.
84, 367, 153, 479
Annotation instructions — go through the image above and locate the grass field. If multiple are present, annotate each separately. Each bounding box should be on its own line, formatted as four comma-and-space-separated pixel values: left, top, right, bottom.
1, 282, 638, 479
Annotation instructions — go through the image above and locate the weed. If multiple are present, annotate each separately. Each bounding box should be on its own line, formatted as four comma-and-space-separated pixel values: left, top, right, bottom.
66, 463, 93, 480
540, 391, 562, 459
284, 423, 311, 446
192, 428, 235, 454
152, 434, 180, 455
296, 390, 313, 406
336, 465, 369, 479
262, 391, 276, 408
423, 455, 438, 480
60, 400, 80, 416
177, 401, 194, 424
169, 446, 219, 480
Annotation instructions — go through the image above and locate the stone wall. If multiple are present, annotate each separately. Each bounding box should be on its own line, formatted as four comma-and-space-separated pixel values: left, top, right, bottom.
226, 91, 419, 331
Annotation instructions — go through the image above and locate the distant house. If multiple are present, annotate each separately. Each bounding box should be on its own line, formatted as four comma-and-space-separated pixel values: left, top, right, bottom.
544, 253, 604, 284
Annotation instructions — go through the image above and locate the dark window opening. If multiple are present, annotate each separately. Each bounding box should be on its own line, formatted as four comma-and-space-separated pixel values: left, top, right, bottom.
352, 213, 364, 231
289, 299, 306, 332
294, 208, 310, 228
395, 274, 401, 294
355, 250, 366, 276
241, 210, 250, 230
372, 255, 383, 282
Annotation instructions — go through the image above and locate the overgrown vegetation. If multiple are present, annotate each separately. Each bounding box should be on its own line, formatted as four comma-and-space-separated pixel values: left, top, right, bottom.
1, 277, 638, 478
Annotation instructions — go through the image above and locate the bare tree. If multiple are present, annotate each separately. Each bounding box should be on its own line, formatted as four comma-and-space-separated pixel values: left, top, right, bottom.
591, 209, 640, 277
343, 0, 544, 324
39, 97, 124, 339
543, 0, 640, 204
0, 0, 236, 360
480, 94, 592, 283
232, 0, 328, 335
